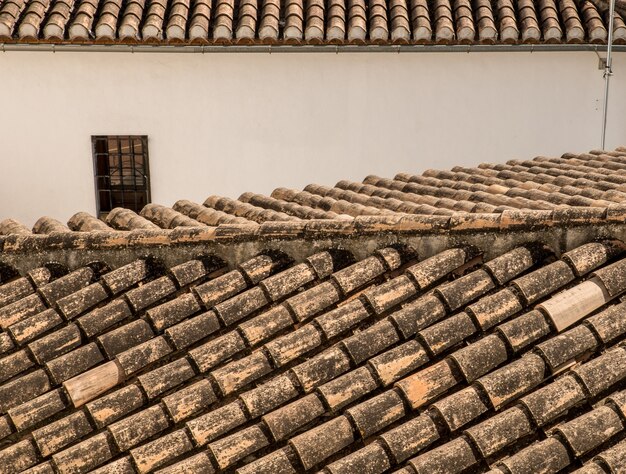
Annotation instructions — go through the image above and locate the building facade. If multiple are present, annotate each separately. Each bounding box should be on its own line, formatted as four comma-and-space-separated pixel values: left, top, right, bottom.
0, 0, 625, 226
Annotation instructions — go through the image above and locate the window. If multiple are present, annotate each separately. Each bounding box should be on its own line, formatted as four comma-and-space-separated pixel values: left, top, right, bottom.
92, 135, 151, 217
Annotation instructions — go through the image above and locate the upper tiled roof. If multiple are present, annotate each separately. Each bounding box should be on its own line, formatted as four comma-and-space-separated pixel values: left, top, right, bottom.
0, 0, 624, 46
4, 147, 626, 473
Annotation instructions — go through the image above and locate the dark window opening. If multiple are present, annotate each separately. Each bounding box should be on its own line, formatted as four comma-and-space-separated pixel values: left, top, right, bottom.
92, 135, 151, 217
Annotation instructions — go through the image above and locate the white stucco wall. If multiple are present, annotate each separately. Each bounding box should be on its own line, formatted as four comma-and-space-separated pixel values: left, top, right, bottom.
0, 50, 624, 227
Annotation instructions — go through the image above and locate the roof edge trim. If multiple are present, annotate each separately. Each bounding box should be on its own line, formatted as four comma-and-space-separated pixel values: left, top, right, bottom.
1, 44, 626, 54
0, 207, 625, 254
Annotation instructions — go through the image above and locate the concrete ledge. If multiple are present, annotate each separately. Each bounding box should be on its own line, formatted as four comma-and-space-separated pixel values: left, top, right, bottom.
1, 212, 626, 275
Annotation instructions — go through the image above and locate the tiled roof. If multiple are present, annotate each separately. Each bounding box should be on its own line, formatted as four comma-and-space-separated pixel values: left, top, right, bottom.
4, 147, 626, 239
0, 0, 624, 46
3, 147, 626, 473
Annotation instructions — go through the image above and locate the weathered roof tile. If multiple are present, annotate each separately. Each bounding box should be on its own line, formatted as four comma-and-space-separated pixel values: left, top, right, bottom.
419, 311, 477, 355
325, 441, 391, 474
51, 431, 114, 474
0, 439, 39, 473
449, 334, 509, 382
571, 347, 626, 396
116, 336, 172, 376
98, 319, 154, 358
368, 339, 429, 386
211, 350, 272, 395
430, 386, 489, 432
290, 345, 352, 392
519, 374, 585, 426
464, 405, 533, 458
8, 388, 66, 431
318, 366, 378, 411
189, 331, 246, 372
476, 353, 546, 409
396, 359, 460, 409
107, 404, 170, 451
465, 288, 523, 330
86, 384, 145, 429
146, 293, 202, 331
0, 369, 50, 413
379, 414, 439, 463
556, 404, 623, 456
77, 299, 132, 338
342, 319, 400, 363
131, 429, 193, 473
209, 425, 269, 469
497, 309, 551, 353
239, 374, 299, 418
289, 415, 355, 470
32, 410, 92, 457
187, 401, 247, 445
165, 309, 220, 349
137, 357, 195, 399
408, 437, 479, 474
161, 378, 216, 423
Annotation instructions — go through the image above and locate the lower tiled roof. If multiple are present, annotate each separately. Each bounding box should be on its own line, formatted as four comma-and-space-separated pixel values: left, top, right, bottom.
2, 235, 626, 473
4, 146, 626, 473
0, 0, 624, 46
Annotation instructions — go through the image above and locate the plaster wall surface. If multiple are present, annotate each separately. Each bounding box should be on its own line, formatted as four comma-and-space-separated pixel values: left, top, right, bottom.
0, 50, 624, 226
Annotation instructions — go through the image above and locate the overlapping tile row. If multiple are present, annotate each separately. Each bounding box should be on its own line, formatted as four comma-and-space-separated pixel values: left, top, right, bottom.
0, 241, 416, 472
315, 149, 626, 214
0, 0, 623, 44
232, 240, 626, 473
228, 147, 626, 222
7, 147, 626, 237
3, 235, 625, 472
0, 249, 301, 470
137, 147, 626, 230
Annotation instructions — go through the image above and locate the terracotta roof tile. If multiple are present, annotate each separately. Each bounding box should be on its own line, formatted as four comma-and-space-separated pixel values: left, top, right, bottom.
90, 456, 135, 473
0, 368, 50, 413
520, 374, 584, 425
85, 383, 144, 428
28, 323, 82, 364
32, 410, 92, 457
76, 298, 133, 337
45, 342, 104, 384
210, 425, 269, 469
0, 439, 39, 473
464, 405, 533, 457
51, 431, 114, 473
411, 437, 478, 473
131, 428, 193, 472
95, 0, 124, 40
8, 308, 63, 345
8, 388, 67, 431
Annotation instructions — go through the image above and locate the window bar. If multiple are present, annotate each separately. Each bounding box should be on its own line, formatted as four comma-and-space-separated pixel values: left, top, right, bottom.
144, 136, 151, 205
92, 138, 99, 216
118, 137, 124, 210
131, 138, 138, 213
106, 139, 113, 214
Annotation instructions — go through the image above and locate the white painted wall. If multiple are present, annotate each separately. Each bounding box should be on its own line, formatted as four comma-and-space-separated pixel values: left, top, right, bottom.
0, 50, 624, 227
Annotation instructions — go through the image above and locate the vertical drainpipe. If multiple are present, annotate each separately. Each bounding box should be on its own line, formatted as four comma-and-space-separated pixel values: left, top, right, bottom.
601, 0, 617, 150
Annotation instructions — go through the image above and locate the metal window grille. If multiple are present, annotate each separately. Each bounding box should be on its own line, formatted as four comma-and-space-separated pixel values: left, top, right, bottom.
92, 135, 151, 217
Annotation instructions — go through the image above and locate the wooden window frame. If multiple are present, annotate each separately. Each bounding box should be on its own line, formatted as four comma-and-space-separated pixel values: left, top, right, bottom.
92, 135, 151, 218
